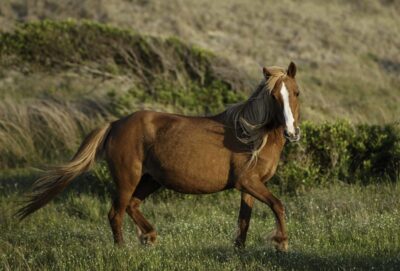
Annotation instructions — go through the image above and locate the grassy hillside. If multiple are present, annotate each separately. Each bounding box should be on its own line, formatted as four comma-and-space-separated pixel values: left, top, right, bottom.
0, 20, 250, 101
1, 0, 399, 123
0, 20, 248, 168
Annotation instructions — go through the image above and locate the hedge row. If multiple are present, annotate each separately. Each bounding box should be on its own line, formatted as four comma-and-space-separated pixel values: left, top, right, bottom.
273, 121, 400, 193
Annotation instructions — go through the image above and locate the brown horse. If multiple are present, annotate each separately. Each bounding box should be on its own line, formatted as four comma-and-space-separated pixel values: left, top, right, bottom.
17, 62, 301, 252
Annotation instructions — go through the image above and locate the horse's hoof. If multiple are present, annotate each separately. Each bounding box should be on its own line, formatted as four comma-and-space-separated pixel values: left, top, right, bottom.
273, 239, 288, 252
267, 231, 288, 252
234, 239, 246, 251
139, 231, 157, 246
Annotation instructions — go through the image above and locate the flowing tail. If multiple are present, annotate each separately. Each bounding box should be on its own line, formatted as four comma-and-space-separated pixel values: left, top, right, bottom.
16, 123, 112, 220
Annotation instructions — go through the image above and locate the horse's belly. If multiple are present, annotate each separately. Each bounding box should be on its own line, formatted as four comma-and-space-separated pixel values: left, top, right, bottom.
149, 158, 232, 194
158, 172, 232, 194
144, 116, 235, 193
147, 145, 232, 194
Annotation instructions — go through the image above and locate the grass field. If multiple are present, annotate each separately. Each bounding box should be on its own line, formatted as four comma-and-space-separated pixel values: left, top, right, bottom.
1, 171, 399, 270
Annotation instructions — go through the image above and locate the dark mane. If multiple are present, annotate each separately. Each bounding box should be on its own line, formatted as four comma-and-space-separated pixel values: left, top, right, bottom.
224, 67, 287, 155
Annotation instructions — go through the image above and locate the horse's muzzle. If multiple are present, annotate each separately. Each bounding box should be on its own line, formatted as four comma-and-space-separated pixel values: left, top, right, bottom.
284, 127, 301, 142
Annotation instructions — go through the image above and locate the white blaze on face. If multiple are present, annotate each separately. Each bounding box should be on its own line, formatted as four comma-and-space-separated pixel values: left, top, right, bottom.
280, 82, 295, 135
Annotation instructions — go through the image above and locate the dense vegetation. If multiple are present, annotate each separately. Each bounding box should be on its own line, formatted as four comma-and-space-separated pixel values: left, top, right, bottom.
275, 122, 400, 193
0, 20, 250, 93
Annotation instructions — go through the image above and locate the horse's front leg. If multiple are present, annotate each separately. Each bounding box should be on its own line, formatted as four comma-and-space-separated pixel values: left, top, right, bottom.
237, 178, 288, 252
234, 192, 255, 249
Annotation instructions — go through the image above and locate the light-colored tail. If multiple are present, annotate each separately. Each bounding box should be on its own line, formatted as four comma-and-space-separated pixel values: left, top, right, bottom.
16, 123, 112, 220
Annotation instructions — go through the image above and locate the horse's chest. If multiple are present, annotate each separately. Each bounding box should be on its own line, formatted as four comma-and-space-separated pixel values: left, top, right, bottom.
257, 148, 283, 182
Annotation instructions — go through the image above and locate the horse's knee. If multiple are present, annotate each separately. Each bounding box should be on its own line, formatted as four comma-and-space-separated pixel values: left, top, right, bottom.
126, 199, 141, 217
131, 199, 141, 209
129, 198, 141, 210
108, 207, 122, 229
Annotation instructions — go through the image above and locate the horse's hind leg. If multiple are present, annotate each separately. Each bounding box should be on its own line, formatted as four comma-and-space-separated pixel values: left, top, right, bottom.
108, 162, 142, 245
235, 192, 255, 249
126, 174, 161, 245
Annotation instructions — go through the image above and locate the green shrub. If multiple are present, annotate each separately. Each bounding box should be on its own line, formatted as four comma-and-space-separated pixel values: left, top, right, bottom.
273, 121, 400, 194
108, 79, 246, 116
348, 124, 400, 184
0, 20, 250, 94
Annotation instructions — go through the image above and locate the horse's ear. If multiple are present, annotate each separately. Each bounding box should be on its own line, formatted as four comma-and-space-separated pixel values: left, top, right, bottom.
262, 67, 271, 79
287, 61, 297, 78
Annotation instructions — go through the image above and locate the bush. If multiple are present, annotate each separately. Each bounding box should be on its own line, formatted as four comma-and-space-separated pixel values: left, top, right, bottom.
273, 121, 400, 194
108, 79, 246, 116
349, 124, 400, 184
0, 20, 251, 94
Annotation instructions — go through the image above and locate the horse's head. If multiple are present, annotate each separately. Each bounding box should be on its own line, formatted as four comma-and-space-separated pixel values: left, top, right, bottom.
263, 62, 301, 142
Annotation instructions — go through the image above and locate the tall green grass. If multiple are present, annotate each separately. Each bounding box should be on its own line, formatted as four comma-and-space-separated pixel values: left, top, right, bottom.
1, 180, 399, 270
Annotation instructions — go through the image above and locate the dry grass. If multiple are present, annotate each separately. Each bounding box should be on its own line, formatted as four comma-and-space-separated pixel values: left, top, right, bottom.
0, 98, 108, 168
1, 0, 399, 123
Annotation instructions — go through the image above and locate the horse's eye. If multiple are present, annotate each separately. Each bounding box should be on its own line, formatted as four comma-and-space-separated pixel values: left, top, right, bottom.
295, 91, 300, 97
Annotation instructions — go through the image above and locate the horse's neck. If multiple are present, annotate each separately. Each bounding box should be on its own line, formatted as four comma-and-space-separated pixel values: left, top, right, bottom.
208, 111, 286, 157
259, 127, 286, 158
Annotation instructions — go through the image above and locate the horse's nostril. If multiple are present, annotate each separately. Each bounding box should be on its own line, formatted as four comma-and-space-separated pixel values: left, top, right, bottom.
284, 129, 294, 138
284, 127, 301, 142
